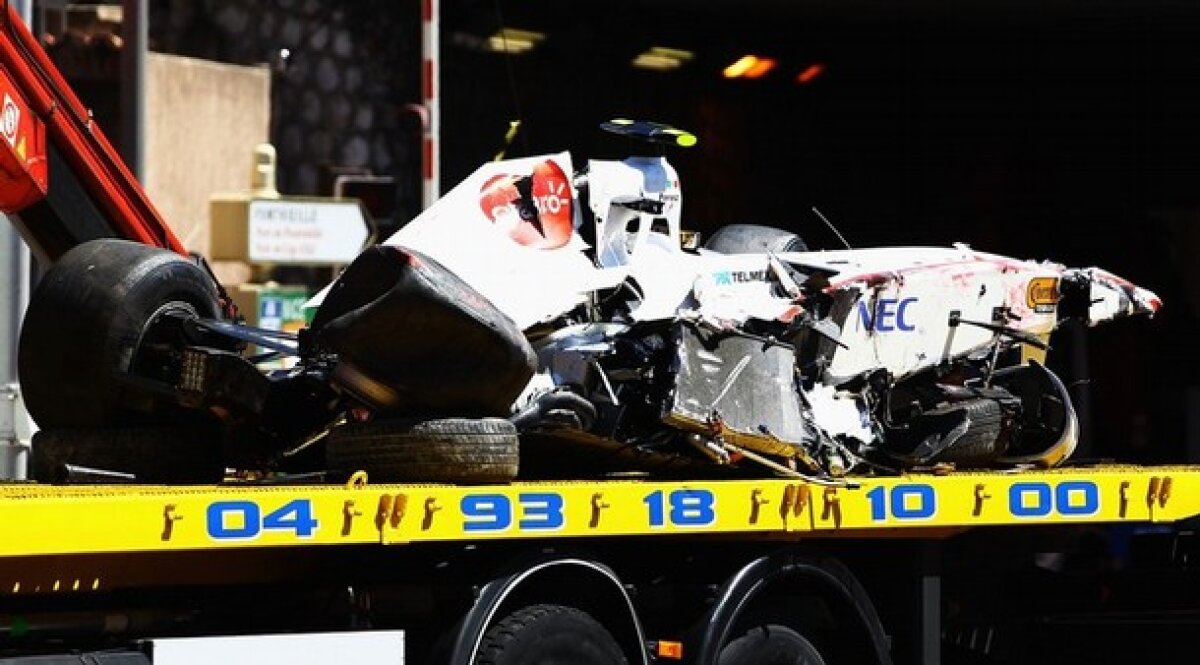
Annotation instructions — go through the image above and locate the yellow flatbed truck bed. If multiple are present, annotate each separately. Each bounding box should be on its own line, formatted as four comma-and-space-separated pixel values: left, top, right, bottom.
4, 466, 1196, 560
3, 466, 1199, 665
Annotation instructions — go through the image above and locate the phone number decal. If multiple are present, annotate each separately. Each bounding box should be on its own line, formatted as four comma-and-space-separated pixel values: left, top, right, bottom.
460, 489, 718, 533
203, 489, 721, 541
865, 480, 1101, 522
199, 479, 1110, 541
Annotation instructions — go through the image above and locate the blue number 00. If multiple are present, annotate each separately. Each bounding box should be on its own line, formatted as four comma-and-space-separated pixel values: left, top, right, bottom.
1009, 481, 1099, 518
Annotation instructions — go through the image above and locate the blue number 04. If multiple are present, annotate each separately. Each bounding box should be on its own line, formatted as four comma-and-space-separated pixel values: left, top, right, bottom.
207, 499, 319, 540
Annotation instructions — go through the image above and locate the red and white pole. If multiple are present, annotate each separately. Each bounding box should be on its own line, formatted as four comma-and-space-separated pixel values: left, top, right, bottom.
421, 0, 440, 209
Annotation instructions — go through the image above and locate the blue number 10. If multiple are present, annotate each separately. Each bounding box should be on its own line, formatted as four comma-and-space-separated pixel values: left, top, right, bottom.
866, 484, 936, 521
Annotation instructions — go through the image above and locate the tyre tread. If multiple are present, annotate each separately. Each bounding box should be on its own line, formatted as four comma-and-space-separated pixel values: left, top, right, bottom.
326, 417, 518, 483
475, 604, 625, 665
704, 223, 808, 254
931, 398, 1005, 463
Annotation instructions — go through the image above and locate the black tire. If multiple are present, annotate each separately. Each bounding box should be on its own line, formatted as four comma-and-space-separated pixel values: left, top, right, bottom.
326, 417, 519, 483
475, 604, 629, 665
18, 239, 221, 429
718, 624, 827, 665
930, 398, 1005, 465
704, 224, 808, 254
312, 245, 536, 417
31, 427, 225, 484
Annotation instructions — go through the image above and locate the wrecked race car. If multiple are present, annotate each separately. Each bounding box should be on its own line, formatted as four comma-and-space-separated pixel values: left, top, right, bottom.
360, 121, 1160, 481
19, 121, 1160, 484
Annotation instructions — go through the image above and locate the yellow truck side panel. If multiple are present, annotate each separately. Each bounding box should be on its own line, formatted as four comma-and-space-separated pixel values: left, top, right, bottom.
3, 466, 1198, 558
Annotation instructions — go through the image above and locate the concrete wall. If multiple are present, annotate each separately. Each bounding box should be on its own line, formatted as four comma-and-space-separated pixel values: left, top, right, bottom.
144, 52, 270, 254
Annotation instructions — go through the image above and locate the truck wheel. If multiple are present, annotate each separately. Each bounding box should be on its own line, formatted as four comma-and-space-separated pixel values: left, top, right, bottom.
704, 224, 808, 254
475, 604, 629, 665
326, 417, 519, 483
31, 426, 225, 484
18, 239, 221, 429
718, 624, 827, 665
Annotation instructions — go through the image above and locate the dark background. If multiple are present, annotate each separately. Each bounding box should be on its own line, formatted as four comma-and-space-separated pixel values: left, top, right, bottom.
71, 0, 1192, 464
440, 0, 1199, 463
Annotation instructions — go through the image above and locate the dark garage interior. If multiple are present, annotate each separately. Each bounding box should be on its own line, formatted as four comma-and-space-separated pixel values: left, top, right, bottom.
135, 0, 1198, 466
442, 0, 1200, 465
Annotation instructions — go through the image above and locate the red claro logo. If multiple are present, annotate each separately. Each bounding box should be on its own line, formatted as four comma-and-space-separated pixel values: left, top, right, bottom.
478, 159, 573, 250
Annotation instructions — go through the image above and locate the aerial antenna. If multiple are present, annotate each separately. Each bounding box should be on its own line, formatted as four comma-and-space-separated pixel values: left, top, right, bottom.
492, 0, 529, 156
812, 206, 852, 250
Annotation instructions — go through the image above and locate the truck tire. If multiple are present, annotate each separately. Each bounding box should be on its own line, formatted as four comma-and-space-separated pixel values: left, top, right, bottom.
718, 624, 827, 665
18, 239, 221, 429
475, 604, 629, 665
704, 224, 808, 254
31, 426, 225, 484
326, 417, 519, 483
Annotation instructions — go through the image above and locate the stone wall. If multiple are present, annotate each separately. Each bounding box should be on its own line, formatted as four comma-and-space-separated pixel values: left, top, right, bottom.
149, 0, 420, 221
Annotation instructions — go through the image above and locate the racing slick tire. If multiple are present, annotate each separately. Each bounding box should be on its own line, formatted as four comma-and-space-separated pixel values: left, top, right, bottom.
31, 426, 225, 484
929, 397, 1005, 465
718, 624, 827, 665
326, 417, 519, 483
475, 604, 629, 665
18, 239, 222, 429
704, 224, 808, 254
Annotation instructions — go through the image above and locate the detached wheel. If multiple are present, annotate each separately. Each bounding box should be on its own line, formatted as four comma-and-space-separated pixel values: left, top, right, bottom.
19, 239, 221, 428
718, 624, 827, 665
930, 398, 1004, 466
475, 604, 628, 665
326, 417, 519, 483
31, 427, 225, 484
704, 224, 808, 254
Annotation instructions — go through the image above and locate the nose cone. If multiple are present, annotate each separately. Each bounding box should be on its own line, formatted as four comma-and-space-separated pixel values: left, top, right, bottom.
1144, 290, 1164, 315
1067, 267, 1163, 325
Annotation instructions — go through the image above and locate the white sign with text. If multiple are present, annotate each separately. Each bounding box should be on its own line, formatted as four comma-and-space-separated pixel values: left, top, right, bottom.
248, 199, 370, 264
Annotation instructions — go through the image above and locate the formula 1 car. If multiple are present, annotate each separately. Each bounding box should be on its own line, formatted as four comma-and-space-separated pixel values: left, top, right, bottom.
356, 120, 1160, 480
19, 121, 1161, 484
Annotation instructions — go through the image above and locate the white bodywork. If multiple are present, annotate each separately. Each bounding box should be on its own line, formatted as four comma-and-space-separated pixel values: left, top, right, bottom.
352, 151, 1159, 472
382, 153, 610, 330
380, 153, 1159, 377
787, 245, 1064, 383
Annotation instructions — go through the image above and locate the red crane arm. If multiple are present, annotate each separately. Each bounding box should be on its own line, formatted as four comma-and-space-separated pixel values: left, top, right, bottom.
0, 2, 186, 260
